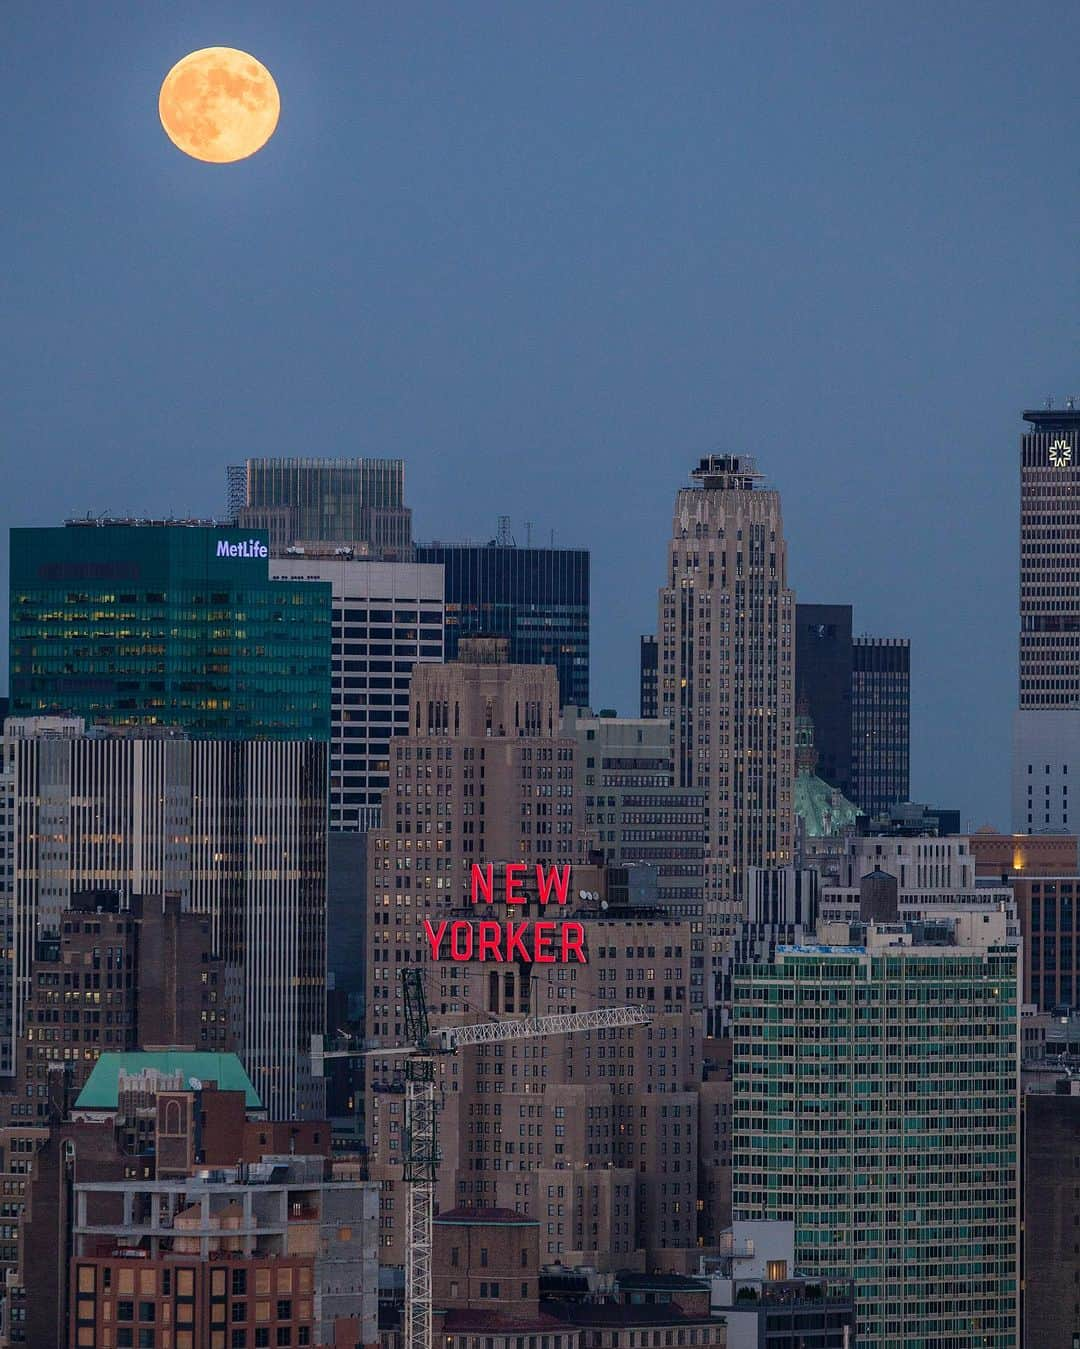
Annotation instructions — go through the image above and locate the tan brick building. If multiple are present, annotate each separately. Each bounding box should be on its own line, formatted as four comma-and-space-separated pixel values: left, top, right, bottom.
364, 642, 708, 1271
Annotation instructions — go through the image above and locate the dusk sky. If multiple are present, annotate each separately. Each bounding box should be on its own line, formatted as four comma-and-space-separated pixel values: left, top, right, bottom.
3, 0, 1078, 828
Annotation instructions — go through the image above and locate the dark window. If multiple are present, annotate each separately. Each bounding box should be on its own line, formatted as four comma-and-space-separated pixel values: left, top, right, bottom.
139, 1302, 155, 1322
277, 1300, 292, 1321
232, 1333, 248, 1349
118, 1302, 134, 1322
276, 1329, 292, 1347
232, 1270, 248, 1296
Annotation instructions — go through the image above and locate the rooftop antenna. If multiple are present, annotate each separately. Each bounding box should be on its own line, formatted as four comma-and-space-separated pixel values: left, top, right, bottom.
1047, 395, 1055, 410
525, 521, 533, 547
497, 515, 514, 547
1069, 396, 1078, 411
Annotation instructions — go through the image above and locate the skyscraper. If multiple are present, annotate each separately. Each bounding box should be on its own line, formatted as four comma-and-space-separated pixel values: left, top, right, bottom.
795, 605, 911, 814
795, 603, 853, 795
227, 456, 413, 556
1013, 404, 1080, 832
8, 522, 331, 739
851, 635, 910, 816
732, 914, 1020, 1346
269, 553, 445, 832
0, 719, 327, 1119
414, 540, 590, 707
658, 454, 795, 947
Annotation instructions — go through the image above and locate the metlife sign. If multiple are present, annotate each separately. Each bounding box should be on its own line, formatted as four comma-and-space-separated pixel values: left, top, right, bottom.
216, 537, 269, 559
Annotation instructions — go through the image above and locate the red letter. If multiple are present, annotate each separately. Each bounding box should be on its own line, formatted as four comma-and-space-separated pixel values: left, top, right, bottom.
423, 919, 449, 961
533, 920, 555, 963
505, 920, 533, 962
450, 922, 474, 961
477, 921, 504, 962
506, 863, 527, 904
536, 864, 571, 905
471, 863, 493, 904
561, 922, 587, 963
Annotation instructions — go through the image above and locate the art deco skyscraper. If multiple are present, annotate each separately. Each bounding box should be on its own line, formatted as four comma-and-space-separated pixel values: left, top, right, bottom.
658, 455, 795, 952
1013, 404, 1080, 832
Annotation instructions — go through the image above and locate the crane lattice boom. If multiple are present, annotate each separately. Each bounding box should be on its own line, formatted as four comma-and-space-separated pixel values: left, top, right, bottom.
439, 1003, 650, 1050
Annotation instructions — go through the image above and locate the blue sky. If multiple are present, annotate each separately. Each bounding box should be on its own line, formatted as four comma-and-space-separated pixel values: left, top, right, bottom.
2, 0, 1078, 826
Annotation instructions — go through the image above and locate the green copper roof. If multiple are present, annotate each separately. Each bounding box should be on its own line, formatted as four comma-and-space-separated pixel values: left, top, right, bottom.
794, 769, 860, 839
74, 1052, 261, 1110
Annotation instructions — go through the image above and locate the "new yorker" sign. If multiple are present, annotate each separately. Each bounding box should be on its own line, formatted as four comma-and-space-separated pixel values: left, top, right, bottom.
422, 863, 587, 964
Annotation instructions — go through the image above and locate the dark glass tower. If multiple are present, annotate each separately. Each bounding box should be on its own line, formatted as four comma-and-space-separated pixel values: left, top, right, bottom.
414, 542, 589, 706
851, 636, 910, 815
9, 522, 331, 739
795, 603, 853, 795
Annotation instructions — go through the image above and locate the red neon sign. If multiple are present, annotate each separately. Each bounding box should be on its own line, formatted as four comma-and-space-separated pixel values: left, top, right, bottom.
422, 863, 587, 964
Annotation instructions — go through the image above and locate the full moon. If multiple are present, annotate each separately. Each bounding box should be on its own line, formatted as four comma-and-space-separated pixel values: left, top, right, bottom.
159, 47, 280, 164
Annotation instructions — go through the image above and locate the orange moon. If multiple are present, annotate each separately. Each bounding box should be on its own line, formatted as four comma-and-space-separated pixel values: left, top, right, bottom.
159, 47, 280, 164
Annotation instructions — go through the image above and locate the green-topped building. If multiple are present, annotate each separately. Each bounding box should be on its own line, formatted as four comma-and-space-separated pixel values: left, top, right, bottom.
732, 914, 1020, 1347
8, 520, 331, 739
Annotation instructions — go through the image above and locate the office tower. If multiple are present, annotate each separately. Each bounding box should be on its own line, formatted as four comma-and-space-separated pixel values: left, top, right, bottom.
0, 719, 327, 1120
639, 634, 659, 718
658, 454, 795, 944
851, 636, 910, 815
732, 914, 1020, 1347
269, 553, 444, 831
1022, 1080, 1080, 1347
414, 538, 590, 707
1010, 874, 1080, 1011
795, 603, 854, 794
796, 605, 911, 815
8, 521, 331, 739
561, 706, 707, 919
1012, 405, 1080, 831
227, 455, 413, 556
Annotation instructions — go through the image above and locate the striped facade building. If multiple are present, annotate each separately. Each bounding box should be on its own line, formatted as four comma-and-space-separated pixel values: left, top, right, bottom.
0, 718, 327, 1119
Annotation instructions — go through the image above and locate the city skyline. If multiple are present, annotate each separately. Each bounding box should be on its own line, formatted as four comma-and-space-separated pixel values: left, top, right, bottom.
5, 6, 1076, 1346
4, 2, 1080, 832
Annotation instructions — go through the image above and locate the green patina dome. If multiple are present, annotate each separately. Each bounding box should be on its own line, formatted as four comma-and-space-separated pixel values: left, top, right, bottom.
794, 700, 860, 838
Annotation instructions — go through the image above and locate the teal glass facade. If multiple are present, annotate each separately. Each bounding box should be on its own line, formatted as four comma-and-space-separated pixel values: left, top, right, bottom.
9, 525, 331, 739
732, 942, 1019, 1347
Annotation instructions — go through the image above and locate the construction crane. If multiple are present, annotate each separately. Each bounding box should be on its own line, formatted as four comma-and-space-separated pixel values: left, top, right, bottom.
312, 969, 651, 1349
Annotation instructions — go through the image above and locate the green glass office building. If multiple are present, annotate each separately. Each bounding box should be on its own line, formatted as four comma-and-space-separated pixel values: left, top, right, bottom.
732, 925, 1019, 1347
9, 522, 331, 739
